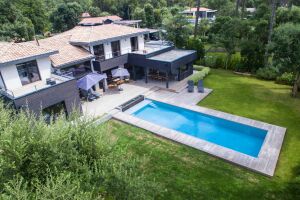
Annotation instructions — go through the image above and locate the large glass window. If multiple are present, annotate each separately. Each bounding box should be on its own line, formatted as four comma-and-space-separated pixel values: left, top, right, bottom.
93, 44, 105, 61
130, 37, 139, 52
16, 60, 41, 85
111, 41, 121, 58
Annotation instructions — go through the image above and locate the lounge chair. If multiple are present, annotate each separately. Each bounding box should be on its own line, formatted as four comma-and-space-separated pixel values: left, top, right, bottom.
89, 89, 101, 98
187, 80, 194, 93
80, 89, 97, 102
198, 80, 204, 93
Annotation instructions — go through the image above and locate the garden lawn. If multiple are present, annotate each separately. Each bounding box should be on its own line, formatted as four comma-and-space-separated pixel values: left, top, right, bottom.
102, 69, 300, 200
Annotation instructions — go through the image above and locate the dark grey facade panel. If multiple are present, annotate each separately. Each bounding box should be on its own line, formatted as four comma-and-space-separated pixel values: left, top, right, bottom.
13, 79, 81, 116
96, 54, 128, 72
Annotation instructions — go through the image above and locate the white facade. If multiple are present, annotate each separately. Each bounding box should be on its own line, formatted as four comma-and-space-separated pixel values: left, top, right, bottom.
91, 33, 145, 60
104, 42, 112, 59
138, 35, 145, 51
120, 38, 131, 54
0, 57, 52, 91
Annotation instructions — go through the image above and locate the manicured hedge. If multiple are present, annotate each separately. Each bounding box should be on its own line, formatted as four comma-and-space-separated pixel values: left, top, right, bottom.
189, 66, 210, 84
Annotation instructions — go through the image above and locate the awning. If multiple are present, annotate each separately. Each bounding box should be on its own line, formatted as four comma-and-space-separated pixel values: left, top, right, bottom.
77, 72, 107, 91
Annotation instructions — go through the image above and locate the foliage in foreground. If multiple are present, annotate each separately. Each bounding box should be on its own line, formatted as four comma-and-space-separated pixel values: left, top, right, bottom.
0, 103, 159, 199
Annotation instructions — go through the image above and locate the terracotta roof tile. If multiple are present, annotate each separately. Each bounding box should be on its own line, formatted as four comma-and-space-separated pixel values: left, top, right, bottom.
34, 34, 94, 68
0, 42, 57, 65
69, 24, 148, 45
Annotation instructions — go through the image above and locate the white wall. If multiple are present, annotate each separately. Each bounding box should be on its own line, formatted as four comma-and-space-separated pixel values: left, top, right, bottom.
0, 57, 52, 91
0, 64, 22, 90
37, 57, 51, 81
104, 42, 112, 59
138, 35, 145, 50
120, 38, 131, 55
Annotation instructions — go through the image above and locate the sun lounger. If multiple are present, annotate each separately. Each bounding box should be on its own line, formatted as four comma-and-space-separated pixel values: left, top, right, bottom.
187, 80, 194, 93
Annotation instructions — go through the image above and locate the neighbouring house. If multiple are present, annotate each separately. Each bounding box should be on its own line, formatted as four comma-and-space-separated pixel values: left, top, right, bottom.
0, 42, 82, 117
181, 7, 217, 23
0, 15, 196, 116
78, 15, 123, 26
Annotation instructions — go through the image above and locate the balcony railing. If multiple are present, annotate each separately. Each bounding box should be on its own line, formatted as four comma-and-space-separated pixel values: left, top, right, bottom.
112, 50, 121, 58
0, 74, 73, 99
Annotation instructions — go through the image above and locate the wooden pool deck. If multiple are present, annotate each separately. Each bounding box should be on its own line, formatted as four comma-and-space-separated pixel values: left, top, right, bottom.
112, 92, 286, 177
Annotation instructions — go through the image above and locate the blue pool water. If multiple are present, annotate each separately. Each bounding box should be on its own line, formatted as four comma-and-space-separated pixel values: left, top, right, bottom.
130, 99, 267, 157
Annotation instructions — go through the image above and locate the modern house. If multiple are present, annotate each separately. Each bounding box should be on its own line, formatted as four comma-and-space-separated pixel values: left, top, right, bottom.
181, 7, 217, 23
0, 15, 196, 116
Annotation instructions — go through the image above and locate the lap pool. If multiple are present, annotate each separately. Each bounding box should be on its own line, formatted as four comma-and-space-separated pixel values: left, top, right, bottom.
128, 99, 267, 157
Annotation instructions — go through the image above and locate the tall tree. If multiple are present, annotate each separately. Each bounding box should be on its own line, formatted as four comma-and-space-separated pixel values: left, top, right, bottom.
264, 0, 277, 66
270, 23, 300, 97
194, 0, 201, 38
50, 2, 83, 32
235, 0, 240, 16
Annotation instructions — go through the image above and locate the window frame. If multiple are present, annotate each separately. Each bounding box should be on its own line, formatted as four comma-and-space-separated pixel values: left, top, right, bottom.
16, 60, 41, 86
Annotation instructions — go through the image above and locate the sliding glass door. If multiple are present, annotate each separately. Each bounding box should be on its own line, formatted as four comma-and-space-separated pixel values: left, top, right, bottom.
111, 41, 121, 58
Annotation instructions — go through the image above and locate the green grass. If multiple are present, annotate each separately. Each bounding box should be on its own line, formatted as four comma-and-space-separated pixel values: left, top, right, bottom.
101, 69, 300, 199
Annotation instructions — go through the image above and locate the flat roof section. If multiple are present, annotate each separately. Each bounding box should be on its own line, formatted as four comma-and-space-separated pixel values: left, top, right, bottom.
148, 49, 196, 62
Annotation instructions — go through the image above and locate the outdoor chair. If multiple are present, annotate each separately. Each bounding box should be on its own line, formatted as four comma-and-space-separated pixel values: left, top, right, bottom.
198, 80, 204, 93
187, 80, 194, 93
89, 89, 101, 98
80, 89, 96, 102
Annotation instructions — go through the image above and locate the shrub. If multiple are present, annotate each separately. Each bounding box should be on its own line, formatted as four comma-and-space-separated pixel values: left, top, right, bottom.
256, 66, 279, 80
193, 65, 205, 71
0, 102, 160, 199
276, 72, 295, 85
189, 67, 210, 84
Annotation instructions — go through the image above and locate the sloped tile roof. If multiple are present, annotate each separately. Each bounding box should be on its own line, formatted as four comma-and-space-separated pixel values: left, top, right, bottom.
33, 33, 94, 68
183, 7, 216, 12
69, 24, 149, 45
0, 42, 57, 66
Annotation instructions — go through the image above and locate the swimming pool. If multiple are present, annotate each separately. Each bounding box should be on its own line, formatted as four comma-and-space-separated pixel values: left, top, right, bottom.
129, 99, 267, 157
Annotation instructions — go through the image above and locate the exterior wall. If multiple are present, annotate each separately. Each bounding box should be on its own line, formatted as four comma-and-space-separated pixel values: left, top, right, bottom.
138, 35, 144, 50
13, 78, 81, 116
36, 57, 51, 81
0, 64, 22, 90
120, 38, 131, 55
0, 57, 52, 91
104, 42, 112, 59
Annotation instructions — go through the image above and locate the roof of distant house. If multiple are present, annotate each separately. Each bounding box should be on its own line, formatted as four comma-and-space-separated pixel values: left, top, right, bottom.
182, 7, 217, 12
81, 12, 91, 18
78, 15, 123, 25
69, 24, 149, 45
0, 42, 58, 66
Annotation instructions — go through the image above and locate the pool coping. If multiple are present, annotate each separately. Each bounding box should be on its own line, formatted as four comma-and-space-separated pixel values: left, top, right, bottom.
112, 98, 286, 177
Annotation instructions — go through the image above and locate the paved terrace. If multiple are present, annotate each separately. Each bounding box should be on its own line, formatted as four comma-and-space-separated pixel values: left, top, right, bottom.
82, 71, 208, 117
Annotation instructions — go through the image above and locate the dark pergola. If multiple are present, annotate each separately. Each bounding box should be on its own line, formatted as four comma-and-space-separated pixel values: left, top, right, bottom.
129, 49, 197, 88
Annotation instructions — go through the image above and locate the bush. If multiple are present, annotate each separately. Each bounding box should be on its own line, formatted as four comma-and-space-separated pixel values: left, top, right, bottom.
202, 52, 241, 70
189, 67, 210, 84
276, 72, 295, 85
193, 65, 205, 71
256, 66, 279, 80
0, 102, 160, 199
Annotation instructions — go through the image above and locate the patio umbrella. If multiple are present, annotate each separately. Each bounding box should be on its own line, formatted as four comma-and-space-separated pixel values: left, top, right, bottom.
111, 67, 130, 78
77, 72, 107, 91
